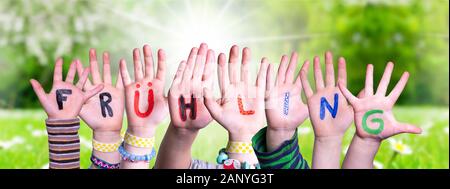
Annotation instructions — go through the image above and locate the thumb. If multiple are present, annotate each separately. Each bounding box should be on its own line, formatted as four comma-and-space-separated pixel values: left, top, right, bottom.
84, 84, 104, 101
203, 87, 222, 120
396, 122, 422, 135
30, 79, 48, 104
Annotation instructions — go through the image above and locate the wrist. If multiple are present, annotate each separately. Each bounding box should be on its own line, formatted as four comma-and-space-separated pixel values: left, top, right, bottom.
266, 127, 297, 152
126, 126, 156, 138
228, 132, 254, 143
314, 135, 344, 145
93, 131, 121, 143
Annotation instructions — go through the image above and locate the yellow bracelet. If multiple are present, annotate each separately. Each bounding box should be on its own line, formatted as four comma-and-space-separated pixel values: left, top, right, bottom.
92, 139, 122, 153
124, 132, 155, 148
226, 141, 254, 154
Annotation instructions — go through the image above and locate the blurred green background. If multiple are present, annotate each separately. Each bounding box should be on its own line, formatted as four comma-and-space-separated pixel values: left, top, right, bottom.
0, 0, 448, 169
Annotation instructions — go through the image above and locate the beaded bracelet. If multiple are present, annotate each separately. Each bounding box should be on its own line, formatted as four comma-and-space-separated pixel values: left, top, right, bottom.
216, 148, 260, 169
118, 142, 156, 163
90, 155, 120, 169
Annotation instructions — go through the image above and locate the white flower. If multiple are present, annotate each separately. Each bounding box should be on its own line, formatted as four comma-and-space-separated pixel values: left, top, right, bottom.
388, 138, 412, 155
0, 136, 25, 150
444, 127, 449, 135
79, 136, 92, 149
31, 130, 47, 137
298, 127, 311, 135
373, 160, 384, 169
41, 163, 49, 169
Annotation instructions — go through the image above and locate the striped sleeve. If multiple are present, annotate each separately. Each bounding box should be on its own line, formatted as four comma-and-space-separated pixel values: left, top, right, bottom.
46, 118, 81, 169
251, 127, 309, 169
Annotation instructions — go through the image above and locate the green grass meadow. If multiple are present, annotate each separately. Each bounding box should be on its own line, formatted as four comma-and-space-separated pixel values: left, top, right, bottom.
0, 106, 448, 169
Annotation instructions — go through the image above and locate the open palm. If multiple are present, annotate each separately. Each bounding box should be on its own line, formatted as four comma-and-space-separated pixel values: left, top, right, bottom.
339, 62, 422, 140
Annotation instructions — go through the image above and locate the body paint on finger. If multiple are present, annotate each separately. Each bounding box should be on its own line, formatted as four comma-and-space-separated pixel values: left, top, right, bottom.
362, 109, 384, 135
56, 89, 72, 110
179, 94, 197, 121
99, 92, 113, 117
238, 95, 255, 115
134, 82, 154, 117
320, 93, 338, 120
283, 92, 290, 116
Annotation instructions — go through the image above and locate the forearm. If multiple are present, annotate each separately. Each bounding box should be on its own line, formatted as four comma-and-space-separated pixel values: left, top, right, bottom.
90, 131, 121, 169
46, 118, 81, 169
120, 126, 156, 169
154, 123, 198, 169
266, 128, 296, 152
342, 135, 381, 169
312, 135, 343, 169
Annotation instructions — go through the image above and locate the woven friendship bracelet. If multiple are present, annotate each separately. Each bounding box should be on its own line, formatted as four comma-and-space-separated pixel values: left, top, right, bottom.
124, 132, 155, 148
92, 139, 122, 153
226, 141, 254, 154
90, 155, 120, 169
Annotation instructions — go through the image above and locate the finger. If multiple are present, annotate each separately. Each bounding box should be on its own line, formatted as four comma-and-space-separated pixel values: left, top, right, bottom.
156, 49, 166, 81
30, 79, 48, 104
294, 71, 303, 94
357, 88, 365, 98
300, 60, 313, 98
365, 64, 374, 96
143, 45, 155, 79
133, 48, 144, 81
115, 68, 124, 90
241, 47, 251, 85
285, 52, 298, 84
53, 58, 63, 82
76, 67, 91, 89
256, 57, 269, 94
119, 59, 132, 86
337, 57, 347, 88
173, 61, 187, 86
103, 52, 112, 85
203, 87, 222, 120
65, 60, 77, 84
313, 56, 325, 90
338, 82, 358, 104
396, 122, 422, 135
75, 60, 93, 89
266, 63, 275, 92
203, 50, 215, 83
84, 84, 104, 101
228, 45, 239, 85
325, 51, 335, 87
388, 72, 409, 103
193, 43, 208, 82
218, 53, 229, 96
376, 62, 394, 96
89, 49, 102, 84
182, 47, 198, 83
276, 55, 289, 85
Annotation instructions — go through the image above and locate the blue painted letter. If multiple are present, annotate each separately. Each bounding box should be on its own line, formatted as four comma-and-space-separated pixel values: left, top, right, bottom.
320, 93, 339, 120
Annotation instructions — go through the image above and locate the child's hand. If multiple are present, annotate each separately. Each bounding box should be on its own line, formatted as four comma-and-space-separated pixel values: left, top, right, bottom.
120, 45, 168, 137
30, 58, 104, 120
76, 49, 125, 136
339, 62, 422, 141
300, 52, 353, 138
264, 53, 309, 151
168, 43, 215, 130
204, 45, 269, 142
266, 53, 309, 131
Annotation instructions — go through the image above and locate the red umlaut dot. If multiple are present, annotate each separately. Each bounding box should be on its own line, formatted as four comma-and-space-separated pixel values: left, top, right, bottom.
147, 82, 152, 87
136, 84, 141, 88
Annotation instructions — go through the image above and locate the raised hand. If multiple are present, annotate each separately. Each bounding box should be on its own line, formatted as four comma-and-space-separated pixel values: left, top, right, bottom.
168, 43, 215, 130
339, 62, 422, 141
120, 45, 168, 138
204, 45, 269, 142
300, 52, 353, 138
30, 58, 104, 120
264, 52, 309, 151
76, 49, 125, 136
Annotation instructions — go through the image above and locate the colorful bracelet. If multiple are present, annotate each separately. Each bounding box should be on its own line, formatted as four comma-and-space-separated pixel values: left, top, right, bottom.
216, 148, 260, 169
124, 132, 155, 148
226, 141, 254, 154
90, 155, 120, 169
92, 139, 122, 153
118, 142, 156, 163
